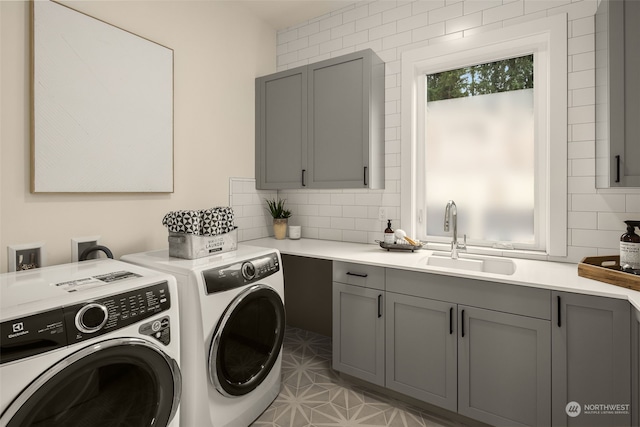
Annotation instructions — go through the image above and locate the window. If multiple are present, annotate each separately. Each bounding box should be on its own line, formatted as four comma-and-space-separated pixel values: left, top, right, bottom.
401, 15, 567, 256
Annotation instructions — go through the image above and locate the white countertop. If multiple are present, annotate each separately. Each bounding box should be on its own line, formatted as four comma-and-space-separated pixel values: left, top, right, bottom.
247, 237, 640, 312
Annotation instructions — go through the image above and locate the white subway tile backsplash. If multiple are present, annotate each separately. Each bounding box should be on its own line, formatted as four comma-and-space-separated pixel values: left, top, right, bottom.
331, 21, 356, 39
356, 13, 383, 32
370, 22, 398, 40
571, 87, 594, 106
482, 0, 522, 25
568, 34, 594, 56
445, 11, 482, 33
319, 228, 342, 241
270, 0, 633, 253
572, 194, 626, 212
397, 13, 428, 33
572, 229, 619, 249
572, 122, 595, 141
412, 22, 446, 41
383, 3, 413, 24
598, 212, 631, 231
463, 0, 502, 15
568, 140, 594, 159
309, 29, 331, 46
319, 14, 343, 31
413, 0, 446, 15
298, 22, 320, 38
343, 5, 369, 23
571, 15, 595, 37
318, 205, 343, 217
627, 195, 640, 213
429, 2, 464, 24
568, 211, 597, 229
571, 158, 596, 176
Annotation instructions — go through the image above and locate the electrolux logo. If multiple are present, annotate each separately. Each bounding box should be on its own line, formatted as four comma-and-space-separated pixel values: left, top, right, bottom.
8, 322, 29, 339
565, 401, 630, 417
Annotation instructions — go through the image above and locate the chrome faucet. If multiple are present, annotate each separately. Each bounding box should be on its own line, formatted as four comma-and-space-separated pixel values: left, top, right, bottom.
444, 200, 466, 259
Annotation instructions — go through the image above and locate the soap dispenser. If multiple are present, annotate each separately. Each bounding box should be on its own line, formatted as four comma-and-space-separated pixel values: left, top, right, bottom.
384, 220, 395, 244
620, 220, 640, 270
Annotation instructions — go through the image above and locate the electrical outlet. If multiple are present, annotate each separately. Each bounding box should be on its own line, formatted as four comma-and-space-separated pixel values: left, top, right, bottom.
8, 243, 46, 272
71, 236, 101, 262
378, 207, 387, 221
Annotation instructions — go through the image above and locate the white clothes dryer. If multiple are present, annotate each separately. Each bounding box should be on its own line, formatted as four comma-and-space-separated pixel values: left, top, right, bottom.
122, 245, 285, 427
0, 259, 181, 427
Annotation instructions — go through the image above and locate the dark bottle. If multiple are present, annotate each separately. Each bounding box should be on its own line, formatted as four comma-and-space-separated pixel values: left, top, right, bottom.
620, 220, 640, 270
384, 219, 395, 244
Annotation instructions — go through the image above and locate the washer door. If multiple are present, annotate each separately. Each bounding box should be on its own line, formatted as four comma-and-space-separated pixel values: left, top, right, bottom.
1, 338, 181, 427
209, 284, 285, 397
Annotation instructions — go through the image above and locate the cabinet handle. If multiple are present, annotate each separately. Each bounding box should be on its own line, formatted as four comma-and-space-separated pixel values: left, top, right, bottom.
461, 309, 465, 337
615, 155, 620, 183
364, 166, 368, 186
302, 169, 306, 187
557, 295, 562, 327
449, 307, 453, 335
346, 272, 368, 278
378, 294, 382, 318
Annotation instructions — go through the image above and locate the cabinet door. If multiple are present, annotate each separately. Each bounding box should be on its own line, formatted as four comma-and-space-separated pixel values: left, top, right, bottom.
255, 67, 307, 189
332, 282, 384, 386
385, 293, 457, 411
552, 292, 631, 427
308, 53, 368, 188
458, 306, 551, 427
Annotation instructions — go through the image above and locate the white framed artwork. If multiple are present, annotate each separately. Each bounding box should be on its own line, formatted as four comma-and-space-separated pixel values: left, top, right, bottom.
31, 0, 174, 193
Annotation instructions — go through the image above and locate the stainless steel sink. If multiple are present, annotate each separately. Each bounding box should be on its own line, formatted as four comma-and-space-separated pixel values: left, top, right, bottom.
426, 252, 516, 275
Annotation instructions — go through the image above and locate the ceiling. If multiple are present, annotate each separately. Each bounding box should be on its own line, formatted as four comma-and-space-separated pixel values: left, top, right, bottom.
237, 0, 356, 30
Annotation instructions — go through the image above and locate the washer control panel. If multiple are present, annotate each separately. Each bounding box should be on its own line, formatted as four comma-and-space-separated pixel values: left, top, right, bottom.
0, 282, 172, 364
202, 252, 280, 295
65, 281, 171, 344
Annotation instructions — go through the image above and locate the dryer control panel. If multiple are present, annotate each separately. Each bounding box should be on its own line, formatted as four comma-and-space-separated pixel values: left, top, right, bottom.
202, 252, 280, 294
65, 281, 171, 344
0, 282, 172, 365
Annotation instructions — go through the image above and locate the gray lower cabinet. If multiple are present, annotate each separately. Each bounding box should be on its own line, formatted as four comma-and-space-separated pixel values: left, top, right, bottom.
385, 292, 457, 412
332, 281, 384, 386
552, 291, 632, 427
458, 306, 551, 427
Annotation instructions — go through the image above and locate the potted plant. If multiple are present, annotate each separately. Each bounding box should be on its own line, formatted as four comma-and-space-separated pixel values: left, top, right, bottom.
266, 198, 291, 240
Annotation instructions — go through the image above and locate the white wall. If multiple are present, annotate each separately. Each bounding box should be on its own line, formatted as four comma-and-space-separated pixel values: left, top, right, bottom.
274, 0, 640, 262
0, 0, 275, 272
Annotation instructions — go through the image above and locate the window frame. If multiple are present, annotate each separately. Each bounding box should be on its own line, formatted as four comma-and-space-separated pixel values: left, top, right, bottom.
401, 14, 567, 257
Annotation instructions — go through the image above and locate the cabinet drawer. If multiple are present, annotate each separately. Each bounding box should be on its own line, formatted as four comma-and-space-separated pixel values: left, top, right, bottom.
333, 261, 384, 290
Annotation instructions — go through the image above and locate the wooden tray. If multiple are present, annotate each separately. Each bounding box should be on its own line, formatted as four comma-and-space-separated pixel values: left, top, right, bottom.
578, 255, 640, 292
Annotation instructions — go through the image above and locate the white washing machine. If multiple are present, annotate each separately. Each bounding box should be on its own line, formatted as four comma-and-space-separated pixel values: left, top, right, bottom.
0, 259, 181, 427
122, 245, 285, 427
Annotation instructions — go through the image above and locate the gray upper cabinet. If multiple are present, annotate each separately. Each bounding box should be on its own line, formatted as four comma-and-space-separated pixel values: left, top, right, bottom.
255, 68, 307, 189
255, 49, 384, 190
458, 306, 551, 427
595, 0, 640, 187
552, 291, 632, 427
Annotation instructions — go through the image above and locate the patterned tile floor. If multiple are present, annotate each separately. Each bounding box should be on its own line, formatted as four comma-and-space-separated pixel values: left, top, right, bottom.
252, 327, 464, 427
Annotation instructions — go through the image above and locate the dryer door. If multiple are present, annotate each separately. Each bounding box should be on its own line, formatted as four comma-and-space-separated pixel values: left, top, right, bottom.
1, 338, 181, 427
209, 284, 285, 397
